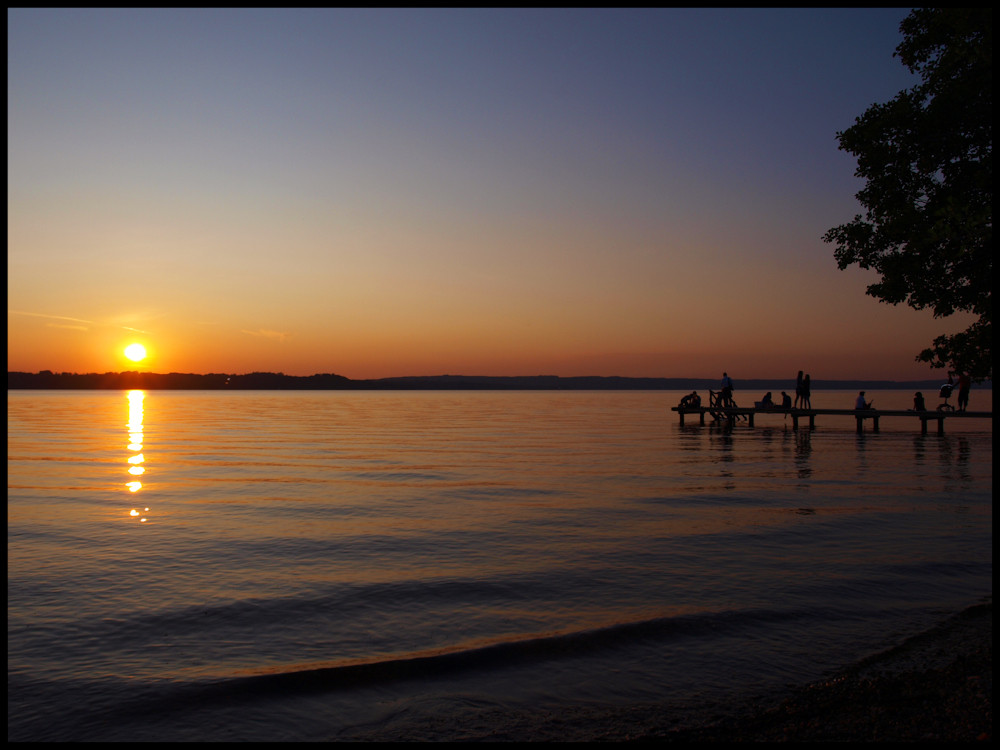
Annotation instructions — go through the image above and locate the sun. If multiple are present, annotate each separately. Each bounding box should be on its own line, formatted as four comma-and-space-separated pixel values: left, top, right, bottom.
124, 343, 147, 363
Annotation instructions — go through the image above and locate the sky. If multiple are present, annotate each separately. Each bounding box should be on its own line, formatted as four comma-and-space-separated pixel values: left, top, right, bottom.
7, 7, 974, 381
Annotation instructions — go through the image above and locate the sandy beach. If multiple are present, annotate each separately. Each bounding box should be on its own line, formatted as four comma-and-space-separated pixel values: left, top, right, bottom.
595, 601, 991, 743
351, 602, 991, 742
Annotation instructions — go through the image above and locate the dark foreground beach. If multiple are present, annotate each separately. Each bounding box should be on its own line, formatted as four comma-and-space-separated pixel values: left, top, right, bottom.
644, 601, 993, 743
398, 602, 990, 742
606, 602, 991, 743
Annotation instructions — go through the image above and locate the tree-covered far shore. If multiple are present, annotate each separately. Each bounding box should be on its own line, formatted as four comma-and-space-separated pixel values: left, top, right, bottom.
7, 371, 986, 392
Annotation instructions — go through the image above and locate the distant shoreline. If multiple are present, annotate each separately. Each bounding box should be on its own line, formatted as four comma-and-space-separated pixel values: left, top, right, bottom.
7, 371, 990, 391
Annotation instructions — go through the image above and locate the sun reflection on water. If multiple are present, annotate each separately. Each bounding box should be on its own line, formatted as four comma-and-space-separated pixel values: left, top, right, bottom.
126, 390, 150, 521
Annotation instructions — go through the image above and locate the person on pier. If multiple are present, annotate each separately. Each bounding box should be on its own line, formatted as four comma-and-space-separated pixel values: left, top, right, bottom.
956, 372, 971, 411
720, 372, 735, 407
854, 391, 873, 410
678, 391, 701, 409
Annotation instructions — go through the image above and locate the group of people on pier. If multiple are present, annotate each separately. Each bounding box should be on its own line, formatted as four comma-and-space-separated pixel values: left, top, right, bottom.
911, 371, 972, 412
758, 391, 792, 410
676, 369, 975, 414
676, 371, 805, 412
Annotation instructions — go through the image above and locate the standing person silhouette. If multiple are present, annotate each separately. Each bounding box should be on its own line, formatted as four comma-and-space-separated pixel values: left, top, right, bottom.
956, 372, 971, 411
794, 370, 804, 408
801, 374, 811, 408
721, 372, 734, 407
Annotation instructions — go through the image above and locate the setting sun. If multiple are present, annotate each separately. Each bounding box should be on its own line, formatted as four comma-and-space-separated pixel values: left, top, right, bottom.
124, 343, 147, 362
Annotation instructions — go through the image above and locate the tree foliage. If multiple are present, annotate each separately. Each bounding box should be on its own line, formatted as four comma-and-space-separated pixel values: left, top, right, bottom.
823, 8, 992, 381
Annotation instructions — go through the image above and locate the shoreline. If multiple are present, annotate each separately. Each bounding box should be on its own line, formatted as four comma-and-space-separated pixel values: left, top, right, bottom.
346, 602, 991, 742
622, 601, 992, 742
437, 601, 991, 742
9, 371, 990, 392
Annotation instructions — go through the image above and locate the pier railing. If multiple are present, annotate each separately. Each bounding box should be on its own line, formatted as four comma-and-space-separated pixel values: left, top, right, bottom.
670, 405, 992, 434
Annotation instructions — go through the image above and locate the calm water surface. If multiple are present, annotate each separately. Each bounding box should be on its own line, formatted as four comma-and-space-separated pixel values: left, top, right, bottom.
7, 389, 992, 741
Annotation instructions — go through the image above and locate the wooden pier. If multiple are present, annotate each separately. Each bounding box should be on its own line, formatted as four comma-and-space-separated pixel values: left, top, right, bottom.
671, 405, 992, 434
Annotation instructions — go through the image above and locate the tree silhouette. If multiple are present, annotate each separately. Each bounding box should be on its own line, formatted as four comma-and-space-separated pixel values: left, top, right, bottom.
823, 8, 991, 381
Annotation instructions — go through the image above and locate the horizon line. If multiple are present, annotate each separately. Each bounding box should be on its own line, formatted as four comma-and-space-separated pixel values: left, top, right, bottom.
8, 370, 989, 387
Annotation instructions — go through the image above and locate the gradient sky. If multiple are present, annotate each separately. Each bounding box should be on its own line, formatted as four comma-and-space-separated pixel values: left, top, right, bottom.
8, 8, 973, 380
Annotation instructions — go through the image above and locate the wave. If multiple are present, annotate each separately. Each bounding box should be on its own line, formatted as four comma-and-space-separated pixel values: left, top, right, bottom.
10, 602, 988, 743
10, 606, 791, 740
104, 606, 808, 713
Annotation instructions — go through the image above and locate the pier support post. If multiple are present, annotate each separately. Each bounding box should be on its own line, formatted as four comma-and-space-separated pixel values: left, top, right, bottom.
919, 415, 946, 435
855, 412, 879, 433
674, 407, 977, 434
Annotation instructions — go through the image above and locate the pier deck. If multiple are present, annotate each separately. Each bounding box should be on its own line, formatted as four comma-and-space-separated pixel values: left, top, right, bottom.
671, 406, 992, 434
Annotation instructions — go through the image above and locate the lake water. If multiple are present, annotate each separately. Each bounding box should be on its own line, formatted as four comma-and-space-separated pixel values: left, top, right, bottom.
7, 389, 992, 741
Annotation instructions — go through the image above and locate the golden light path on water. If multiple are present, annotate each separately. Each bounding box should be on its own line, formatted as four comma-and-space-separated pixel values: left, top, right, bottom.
126, 390, 149, 522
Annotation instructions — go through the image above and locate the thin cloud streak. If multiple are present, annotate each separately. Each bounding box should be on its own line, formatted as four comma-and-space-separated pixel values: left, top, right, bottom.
241, 329, 290, 342
10, 310, 95, 325
9, 310, 151, 335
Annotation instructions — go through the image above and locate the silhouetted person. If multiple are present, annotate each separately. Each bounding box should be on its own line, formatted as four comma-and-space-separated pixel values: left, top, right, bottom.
794, 370, 804, 408
780, 391, 792, 409
760, 392, 774, 408
721, 372, 734, 406
956, 372, 971, 411
801, 374, 811, 408
854, 391, 873, 410
912, 392, 926, 411
678, 391, 701, 409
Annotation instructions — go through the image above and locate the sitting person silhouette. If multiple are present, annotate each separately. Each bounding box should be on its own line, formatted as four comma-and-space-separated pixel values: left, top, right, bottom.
759, 392, 774, 408
678, 391, 701, 409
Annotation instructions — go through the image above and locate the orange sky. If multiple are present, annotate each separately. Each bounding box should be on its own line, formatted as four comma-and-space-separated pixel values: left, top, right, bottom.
7, 9, 973, 381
